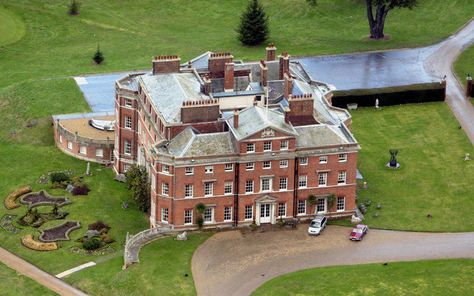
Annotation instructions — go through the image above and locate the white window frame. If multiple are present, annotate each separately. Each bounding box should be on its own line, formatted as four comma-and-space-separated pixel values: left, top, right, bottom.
318, 172, 328, 187
161, 208, 169, 223
95, 148, 103, 158
262, 161, 271, 169
298, 175, 307, 188
124, 116, 132, 129
185, 167, 194, 175
67, 141, 72, 150
184, 209, 193, 225
280, 140, 289, 150
244, 205, 253, 220
297, 200, 306, 215
245, 180, 254, 194
204, 182, 213, 197
185, 184, 193, 198
338, 171, 347, 185
338, 153, 347, 162
224, 163, 234, 172
125, 99, 133, 108
162, 183, 169, 196
279, 177, 288, 190
319, 156, 328, 164
205, 165, 213, 174
263, 141, 272, 152
246, 162, 255, 171
124, 140, 132, 155
79, 146, 87, 155
260, 177, 272, 192
224, 182, 233, 195
224, 206, 232, 222
278, 203, 287, 217
246, 143, 255, 153
203, 207, 214, 223
279, 160, 288, 168
162, 164, 170, 174
299, 157, 308, 165
337, 196, 345, 212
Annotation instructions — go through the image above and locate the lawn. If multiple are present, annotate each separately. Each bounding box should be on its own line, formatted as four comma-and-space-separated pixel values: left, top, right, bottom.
65, 233, 212, 296
350, 102, 474, 232
0, 262, 57, 296
454, 44, 474, 103
0, 5, 25, 47
0, 0, 473, 88
252, 259, 474, 296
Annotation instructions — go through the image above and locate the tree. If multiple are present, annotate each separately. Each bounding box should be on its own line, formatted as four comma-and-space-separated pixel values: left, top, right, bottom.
125, 165, 150, 212
238, 0, 270, 46
92, 44, 104, 65
366, 0, 417, 39
68, 0, 80, 16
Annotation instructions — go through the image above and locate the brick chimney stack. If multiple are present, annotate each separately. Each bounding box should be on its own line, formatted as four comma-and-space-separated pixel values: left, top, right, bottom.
467, 74, 472, 98
224, 62, 235, 92
266, 43, 276, 61
284, 107, 291, 124
233, 109, 239, 128
208, 52, 233, 78
259, 60, 268, 87
284, 73, 293, 98
279, 52, 290, 80
152, 55, 181, 74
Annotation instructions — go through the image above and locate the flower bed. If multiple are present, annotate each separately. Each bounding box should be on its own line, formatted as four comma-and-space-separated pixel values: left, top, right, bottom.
21, 234, 58, 251
39, 221, 81, 242
69, 245, 116, 256
0, 214, 22, 234
4, 186, 32, 209
20, 190, 70, 208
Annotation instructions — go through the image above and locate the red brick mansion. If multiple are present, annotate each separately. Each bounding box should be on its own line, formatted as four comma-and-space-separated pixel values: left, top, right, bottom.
111, 45, 359, 229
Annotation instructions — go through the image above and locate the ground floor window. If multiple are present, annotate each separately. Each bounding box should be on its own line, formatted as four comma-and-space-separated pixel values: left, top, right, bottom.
337, 196, 345, 212
204, 207, 214, 223
67, 141, 73, 150
316, 198, 326, 213
161, 208, 169, 223
245, 205, 253, 220
184, 209, 193, 224
278, 203, 286, 217
224, 206, 232, 221
297, 200, 306, 215
95, 148, 103, 157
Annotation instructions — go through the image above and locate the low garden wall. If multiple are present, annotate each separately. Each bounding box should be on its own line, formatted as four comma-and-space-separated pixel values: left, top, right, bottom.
331, 82, 445, 109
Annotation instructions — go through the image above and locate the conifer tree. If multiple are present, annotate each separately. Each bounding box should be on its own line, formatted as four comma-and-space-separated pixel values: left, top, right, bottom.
92, 44, 104, 65
68, 0, 80, 16
238, 0, 269, 46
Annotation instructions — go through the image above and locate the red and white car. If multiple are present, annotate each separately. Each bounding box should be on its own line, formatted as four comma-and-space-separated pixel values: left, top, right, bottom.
349, 224, 369, 241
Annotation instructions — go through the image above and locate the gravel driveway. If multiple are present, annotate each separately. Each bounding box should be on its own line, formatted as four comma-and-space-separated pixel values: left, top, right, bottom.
192, 226, 474, 296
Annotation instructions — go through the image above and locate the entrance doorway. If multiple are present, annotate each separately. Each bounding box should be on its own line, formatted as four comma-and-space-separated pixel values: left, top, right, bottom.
260, 204, 271, 224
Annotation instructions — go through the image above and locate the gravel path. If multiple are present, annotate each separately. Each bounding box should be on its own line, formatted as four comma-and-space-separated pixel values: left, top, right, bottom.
0, 247, 88, 296
424, 19, 474, 144
192, 226, 474, 296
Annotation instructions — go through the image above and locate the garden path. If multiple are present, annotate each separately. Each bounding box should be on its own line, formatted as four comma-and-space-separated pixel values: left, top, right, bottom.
0, 246, 88, 296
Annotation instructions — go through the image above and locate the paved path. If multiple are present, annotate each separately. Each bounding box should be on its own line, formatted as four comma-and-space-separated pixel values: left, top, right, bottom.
424, 19, 474, 144
0, 247, 88, 296
192, 226, 474, 296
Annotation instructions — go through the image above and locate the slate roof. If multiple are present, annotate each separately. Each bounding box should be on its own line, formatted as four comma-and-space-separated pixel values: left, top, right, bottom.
227, 106, 298, 141
295, 124, 356, 148
163, 127, 235, 157
138, 72, 209, 124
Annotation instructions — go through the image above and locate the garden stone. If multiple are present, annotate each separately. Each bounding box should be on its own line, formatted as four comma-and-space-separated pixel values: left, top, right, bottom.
176, 231, 187, 241
351, 215, 362, 224
86, 162, 91, 176
465, 153, 471, 161
66, 184, 74, 193
84, 229, 100, 240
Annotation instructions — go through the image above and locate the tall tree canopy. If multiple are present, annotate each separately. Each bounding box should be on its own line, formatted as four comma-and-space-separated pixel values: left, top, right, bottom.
238, 0, 270, 46
125, 165, 150, 212
366, 0, 417, 39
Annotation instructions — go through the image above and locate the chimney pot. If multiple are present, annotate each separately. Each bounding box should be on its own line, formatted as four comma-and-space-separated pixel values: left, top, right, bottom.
233, 109, 239, 128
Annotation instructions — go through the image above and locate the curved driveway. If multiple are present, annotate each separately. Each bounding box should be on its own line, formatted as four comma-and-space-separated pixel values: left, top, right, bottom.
192, 226, 474, 296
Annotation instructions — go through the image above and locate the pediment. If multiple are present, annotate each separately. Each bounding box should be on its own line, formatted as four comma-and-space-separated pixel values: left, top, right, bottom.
255, 194, 278, 203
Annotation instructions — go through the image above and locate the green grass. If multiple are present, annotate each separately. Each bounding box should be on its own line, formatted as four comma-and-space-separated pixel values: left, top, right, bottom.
0, 0, 473, 88
0, 262, 57, 296
65, 233, 212, 296
454, 44, 473, 102
350, 102, 474, 232
0, 5, 25, 47
252, 259, 474, 296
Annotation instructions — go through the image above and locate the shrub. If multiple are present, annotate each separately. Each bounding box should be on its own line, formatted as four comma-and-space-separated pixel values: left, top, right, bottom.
83, 237, 101, 250
100, 233, 115, 244
50, 172, 70, 184
4, 186, 32, 209
21, 234, 58, 251
195, 203, 206, 214
68, 0, 80, 15
196, 216, 204, 229
72, 185, 90, 196
93, 45, 105, 65
88, 220, 110, 232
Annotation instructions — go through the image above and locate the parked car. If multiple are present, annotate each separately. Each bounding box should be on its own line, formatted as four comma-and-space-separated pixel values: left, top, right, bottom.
307, 216, 327, 235
349, 224, 369, 241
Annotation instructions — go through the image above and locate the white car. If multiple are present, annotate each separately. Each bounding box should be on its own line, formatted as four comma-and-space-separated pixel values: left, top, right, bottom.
307, 216, 328, 235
